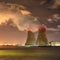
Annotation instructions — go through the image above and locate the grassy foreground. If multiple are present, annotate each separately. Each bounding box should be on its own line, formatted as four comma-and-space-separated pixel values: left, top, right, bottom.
0, 50, 54, 56
0, 46, 60, 57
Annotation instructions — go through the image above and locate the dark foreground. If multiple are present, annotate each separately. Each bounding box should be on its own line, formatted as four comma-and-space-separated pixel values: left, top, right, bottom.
0, 46, 60, 60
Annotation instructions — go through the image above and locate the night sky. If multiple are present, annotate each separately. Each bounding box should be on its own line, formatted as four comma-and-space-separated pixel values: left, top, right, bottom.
0, 0, 60, 45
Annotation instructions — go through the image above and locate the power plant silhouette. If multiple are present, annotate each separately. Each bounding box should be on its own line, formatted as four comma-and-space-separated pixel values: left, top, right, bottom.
25, 26, 48, 46
25, 29, 35, 46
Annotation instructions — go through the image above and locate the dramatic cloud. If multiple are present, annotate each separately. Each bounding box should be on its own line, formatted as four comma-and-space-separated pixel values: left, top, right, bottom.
53, 14, 60, 19
20, 10, 31, 15
48, 0, 60, 9
55, 0, 60, 5
47, 14, 60, 22
0, 2, 40, 32
48, 18, 53, 22
57, 25, 60, 29
40, 1, 46, 5
47, 28, 60, 31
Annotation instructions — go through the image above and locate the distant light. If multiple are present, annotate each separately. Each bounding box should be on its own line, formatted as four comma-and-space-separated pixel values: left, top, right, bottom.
0, 44, 3, 46
12, 44, 17, 46
4, 44, 8, 46
0, 44, 17, 46
55, 44, 60, 46
50, 42, 60, 46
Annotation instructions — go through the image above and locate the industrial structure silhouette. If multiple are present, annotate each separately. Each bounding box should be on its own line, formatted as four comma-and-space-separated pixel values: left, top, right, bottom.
25, 26, 48, 46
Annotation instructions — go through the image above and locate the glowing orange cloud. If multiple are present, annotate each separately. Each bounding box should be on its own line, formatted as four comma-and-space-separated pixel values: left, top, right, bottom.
20, 10, 31, 15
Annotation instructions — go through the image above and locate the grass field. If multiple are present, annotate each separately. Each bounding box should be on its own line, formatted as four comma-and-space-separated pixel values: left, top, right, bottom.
0, 50, 56, 56
0, 46, 60, 56
0, 46, 60, 60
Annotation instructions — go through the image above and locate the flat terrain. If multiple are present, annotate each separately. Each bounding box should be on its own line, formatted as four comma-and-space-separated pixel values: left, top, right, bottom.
0, 46, 60, 60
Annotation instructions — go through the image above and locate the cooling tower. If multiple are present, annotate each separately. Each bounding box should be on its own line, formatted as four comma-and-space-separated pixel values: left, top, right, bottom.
25, 30, 35, 46
36, 26, 48, 46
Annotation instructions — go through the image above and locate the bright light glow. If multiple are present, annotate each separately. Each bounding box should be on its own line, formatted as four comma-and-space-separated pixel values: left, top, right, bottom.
12, 44, 17, 46
55, 43, 60, 46
0, 44, 17, 46
0, 44, 3, 46
50, 42, 60, 46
